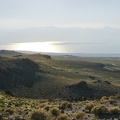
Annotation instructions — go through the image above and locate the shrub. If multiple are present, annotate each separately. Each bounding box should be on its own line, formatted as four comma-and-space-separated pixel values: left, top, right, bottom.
30, 110, 50, 120
109, 107, 120, 114
100, 96, 108, 102
92, 116, 99, 120
4, 108, 15, 115
109, 99, 115, 104
40, 103, 46, 108
44, 105, 50, 111
84, 102, 95, 111
109, 96, 115, 99
56, 114, 70, 120
50, 107, 60, 116
74, 111, 85, 119
61, 102, 72, 109
91, 105, 109, 115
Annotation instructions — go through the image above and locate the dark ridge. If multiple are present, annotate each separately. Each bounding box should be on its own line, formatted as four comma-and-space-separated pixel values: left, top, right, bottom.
41, 54, 51, 59
0, 58, 39, 89
28, 54, 52, 59
0, 50, 22, 55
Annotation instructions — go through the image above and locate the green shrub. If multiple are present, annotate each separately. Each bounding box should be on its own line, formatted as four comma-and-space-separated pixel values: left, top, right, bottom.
30, 110, 50, 120
56, 114, 70, 120
109, 107, 120, 114
91, 105, 109, 115
50, 107, 60, 116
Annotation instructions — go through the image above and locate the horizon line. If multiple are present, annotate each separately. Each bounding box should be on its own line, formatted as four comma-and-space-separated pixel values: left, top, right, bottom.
0, 49, 120, 55
0, 25, 120, 30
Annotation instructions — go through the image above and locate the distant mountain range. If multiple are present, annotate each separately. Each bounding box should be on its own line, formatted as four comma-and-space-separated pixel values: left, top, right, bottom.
46, 53, 120, 58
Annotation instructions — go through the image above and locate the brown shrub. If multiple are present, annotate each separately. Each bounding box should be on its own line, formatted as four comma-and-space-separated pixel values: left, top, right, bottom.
30, 110, 50, 120
84, 102, 95, 111
109, 107, 120, 114
91, 105, 109, 115
50, 107, 60, 116
56, 114, 70, 120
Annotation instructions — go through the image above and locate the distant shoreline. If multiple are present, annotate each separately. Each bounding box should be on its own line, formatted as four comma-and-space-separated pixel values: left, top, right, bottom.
0, 50, 120, 58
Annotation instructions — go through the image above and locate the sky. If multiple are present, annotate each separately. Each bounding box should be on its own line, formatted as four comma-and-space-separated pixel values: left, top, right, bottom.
0, 0, 120, 53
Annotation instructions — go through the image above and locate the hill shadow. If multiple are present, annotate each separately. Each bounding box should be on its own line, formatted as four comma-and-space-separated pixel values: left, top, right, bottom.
68, 81, 120, 100
0, 58, 39, 89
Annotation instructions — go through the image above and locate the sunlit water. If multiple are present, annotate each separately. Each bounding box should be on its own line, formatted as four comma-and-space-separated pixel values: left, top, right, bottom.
1, 41, 118, 54
0, 41, 66, 53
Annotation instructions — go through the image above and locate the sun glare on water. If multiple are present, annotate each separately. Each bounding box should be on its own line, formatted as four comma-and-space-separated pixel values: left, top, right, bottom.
10, 42, 63, 53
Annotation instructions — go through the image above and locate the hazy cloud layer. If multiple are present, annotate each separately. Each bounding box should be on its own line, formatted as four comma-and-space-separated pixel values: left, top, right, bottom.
0, 27, 120, 53
0, 27, 120, 44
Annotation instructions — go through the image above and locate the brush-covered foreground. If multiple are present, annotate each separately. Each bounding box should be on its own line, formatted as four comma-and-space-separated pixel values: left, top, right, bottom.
0, 91, 120, 120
